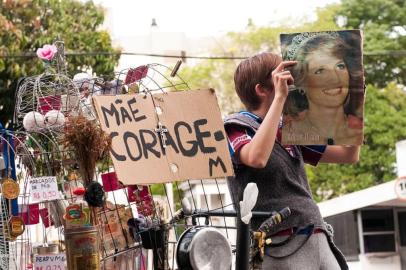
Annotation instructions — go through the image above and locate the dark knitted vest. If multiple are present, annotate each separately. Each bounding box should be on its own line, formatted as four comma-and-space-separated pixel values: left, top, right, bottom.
224, 113, 324, 233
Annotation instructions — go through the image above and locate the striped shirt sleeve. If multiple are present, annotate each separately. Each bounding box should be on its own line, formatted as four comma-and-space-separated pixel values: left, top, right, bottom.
225, 125, 252, 164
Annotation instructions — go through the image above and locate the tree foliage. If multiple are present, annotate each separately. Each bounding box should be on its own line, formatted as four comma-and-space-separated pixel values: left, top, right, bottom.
180, 58, 242, 115
0, 0, 120, 125
338, 0, 406, 87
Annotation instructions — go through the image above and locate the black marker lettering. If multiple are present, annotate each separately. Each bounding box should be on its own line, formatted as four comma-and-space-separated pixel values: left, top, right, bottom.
164, 129, 179, 154
110, 132, 126, 161
208, 156, 227, 176
128, 97, 147, 122
157, 127, 180, 156
101, 103, 120, 128
175, 121, 198, 157
140, 129, 161, 159
194, 119, 216, 153
120, 106, 132, 124
123, 131, 142, 161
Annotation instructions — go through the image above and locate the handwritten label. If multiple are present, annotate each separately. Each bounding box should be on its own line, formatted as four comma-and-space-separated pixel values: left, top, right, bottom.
92, 89, 233, 184
30, 176, 60, 202
33, 254, 66, 270
395, 177, 406, 201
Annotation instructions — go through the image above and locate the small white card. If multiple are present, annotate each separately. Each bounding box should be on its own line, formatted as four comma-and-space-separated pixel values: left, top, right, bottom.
30, 176, 61, 202
33, 253, 66, 270
395, 177, 406, 200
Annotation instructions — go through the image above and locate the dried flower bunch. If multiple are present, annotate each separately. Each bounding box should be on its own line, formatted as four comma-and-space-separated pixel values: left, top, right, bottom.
62, 115, 111, 186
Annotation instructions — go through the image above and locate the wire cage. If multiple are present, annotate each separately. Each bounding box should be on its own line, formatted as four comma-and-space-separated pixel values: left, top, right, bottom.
3, 44, 240, 270
14, 42, 80, 135
14, 72, 80, 130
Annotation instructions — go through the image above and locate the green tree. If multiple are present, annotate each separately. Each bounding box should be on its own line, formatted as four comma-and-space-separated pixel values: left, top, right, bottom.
0, 0, 120, 125
180, 57, 242, 115
338, 0, 406, 86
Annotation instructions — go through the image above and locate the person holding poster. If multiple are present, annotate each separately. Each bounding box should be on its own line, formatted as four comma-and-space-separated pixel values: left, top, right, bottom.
224, 51, 360, 269
280, 30, 364, 145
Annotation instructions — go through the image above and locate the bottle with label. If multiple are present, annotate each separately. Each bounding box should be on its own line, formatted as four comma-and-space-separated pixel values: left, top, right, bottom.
65, 187, 91, 228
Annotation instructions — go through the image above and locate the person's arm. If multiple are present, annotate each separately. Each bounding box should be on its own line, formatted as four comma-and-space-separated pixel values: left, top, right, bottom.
239, 61, 296, 168
238, 96, 285, 168
319, 145, 360, 164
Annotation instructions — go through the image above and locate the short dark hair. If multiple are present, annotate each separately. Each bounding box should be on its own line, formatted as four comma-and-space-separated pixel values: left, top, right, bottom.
234, 52, 282, 111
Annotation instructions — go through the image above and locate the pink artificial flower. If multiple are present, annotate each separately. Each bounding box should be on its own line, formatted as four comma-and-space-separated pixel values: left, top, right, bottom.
36, 44, 57, 61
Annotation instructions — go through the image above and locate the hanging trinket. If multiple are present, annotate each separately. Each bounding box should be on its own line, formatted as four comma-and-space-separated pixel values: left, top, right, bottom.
68, 171, 78, 181
9, 216, 25, 237
1, 177, 20, 199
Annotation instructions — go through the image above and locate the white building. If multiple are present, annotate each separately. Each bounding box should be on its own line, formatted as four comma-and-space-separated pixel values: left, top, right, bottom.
318, 139, 406, 270
318, 179, 406, 270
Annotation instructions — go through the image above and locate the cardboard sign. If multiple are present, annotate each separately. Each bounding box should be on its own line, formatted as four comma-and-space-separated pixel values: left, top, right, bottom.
280, 30, 365, 145
30, 176, 60, 202
97, 202, 132, 255
93, 89, 233, 184
33, 254, 66, 270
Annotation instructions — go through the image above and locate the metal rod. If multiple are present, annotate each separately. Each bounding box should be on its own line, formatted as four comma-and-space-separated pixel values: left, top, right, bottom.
236, 211, 251, 270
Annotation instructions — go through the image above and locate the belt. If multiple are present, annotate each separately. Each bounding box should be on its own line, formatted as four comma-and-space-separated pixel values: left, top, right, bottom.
263, 226, 324, 258
272, 227, 324, 237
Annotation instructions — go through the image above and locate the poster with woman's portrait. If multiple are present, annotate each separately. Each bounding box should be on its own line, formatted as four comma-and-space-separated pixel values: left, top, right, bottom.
280, 30, 364, 145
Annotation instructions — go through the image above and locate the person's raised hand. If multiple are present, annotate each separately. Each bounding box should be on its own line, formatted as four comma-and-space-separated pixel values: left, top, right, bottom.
271, 61, 296, 99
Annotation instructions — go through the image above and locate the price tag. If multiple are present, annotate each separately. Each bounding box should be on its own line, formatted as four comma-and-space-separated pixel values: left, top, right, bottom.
395, 177, 406, 201
30, 176, 60, 203
33, 254, 66, 270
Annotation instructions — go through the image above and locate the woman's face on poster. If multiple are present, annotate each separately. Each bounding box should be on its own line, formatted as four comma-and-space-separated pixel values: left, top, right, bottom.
303, 47, 349, 108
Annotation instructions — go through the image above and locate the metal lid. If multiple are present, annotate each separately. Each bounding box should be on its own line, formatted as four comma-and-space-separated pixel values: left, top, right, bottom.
189, 227, 232, 270
33, 244, 59, 255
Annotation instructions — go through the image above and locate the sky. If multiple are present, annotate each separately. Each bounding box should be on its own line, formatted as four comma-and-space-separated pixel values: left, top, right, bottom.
93, 0, 340, 38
